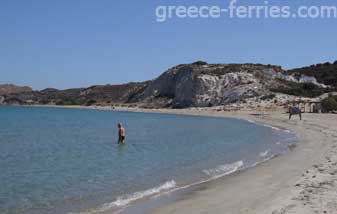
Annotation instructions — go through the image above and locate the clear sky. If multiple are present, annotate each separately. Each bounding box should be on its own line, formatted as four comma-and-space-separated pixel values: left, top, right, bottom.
1, 0, 337, 90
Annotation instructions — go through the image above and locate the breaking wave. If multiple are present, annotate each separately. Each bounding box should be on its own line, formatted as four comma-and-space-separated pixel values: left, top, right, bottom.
259, 149, 270, 158
68, 122, 296, 214
110, 180, 176, 207
69, 180, 176, 214
203, 160, 244, 179
262, 124, 280, 131
244, 119, 290, 133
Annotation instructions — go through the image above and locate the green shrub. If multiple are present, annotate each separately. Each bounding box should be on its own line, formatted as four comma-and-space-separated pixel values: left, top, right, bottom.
288, 61, 337, 87
85, 99, 97, 106
55, 100, 64, 105
271, 80, 330, 98
321, 96, 337, 112
192, 61, 208, 66
261, 94, 276, 101
39, 99, 49, 105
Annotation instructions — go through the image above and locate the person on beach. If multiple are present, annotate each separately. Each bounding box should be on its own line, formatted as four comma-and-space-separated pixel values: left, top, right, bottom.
117, 123, 126, 144
289, 106, 302, 120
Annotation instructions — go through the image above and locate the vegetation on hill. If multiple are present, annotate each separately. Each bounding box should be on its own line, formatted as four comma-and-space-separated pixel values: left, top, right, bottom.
1, 61, 336, 108
271, 79, 332, 98
0, 84, 32, 95
1, 82, 149, 106
192, 61, 208, 66
321, 94, 337, 112
288, 61, 337, 87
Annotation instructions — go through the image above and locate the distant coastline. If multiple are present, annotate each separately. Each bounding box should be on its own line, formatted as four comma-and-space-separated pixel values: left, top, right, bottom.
1, 61, 336, 111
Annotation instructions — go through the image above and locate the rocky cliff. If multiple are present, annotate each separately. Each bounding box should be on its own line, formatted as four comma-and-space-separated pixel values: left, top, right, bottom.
137, 62, 328, 108
1, 62, 333, 108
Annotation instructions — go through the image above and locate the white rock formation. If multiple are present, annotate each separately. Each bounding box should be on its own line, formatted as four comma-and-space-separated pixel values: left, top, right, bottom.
141, 63, 328, 108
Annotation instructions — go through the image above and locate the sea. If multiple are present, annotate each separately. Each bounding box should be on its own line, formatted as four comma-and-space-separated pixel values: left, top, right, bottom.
0, 106, 296, 214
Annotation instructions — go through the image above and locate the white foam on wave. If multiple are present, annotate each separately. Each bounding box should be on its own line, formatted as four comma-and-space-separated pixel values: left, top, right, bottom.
245, 119, 292, 134
262, 123, 294, 135
262, 124, 280, 131
202, 160, 244, 179
71, 157, 283, 214
111, 180, 176, 207
69, 180, 176, 214
259, 149, 270, 158
246, 119, 256, 124
70, 161, 246, 214
250, 154, 276, 168
245, 119, 282, 132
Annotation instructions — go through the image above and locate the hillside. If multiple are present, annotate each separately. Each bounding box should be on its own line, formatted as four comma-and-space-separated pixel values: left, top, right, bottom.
0, 62, 334, 108
0, 84, 32, 95
1, 82, 149, 106
137, 62, 330, 108
288, 61, 337, 87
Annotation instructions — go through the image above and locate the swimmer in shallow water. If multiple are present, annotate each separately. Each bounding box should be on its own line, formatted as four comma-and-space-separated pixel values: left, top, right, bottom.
117, 123, 125, 144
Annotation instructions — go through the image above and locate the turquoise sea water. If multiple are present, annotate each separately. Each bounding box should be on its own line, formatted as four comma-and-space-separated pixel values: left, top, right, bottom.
0, 106, 295, 214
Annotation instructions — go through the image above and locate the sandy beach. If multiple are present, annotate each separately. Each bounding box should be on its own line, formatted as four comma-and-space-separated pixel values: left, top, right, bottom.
27, 105, 337, 214
145, 110, 337, 214
2, 2, 337, 213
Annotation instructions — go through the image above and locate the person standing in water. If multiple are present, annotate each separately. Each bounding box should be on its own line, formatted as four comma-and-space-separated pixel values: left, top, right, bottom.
117, 123, 125, 144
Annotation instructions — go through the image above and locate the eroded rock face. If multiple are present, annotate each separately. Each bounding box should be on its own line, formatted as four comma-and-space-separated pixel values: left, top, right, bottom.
1, 62, 329, 108
141, 63, 285, 107
298, 75, 328, 88
194, 72, 261, 106
0, 96, 4, 104
139, 63, 330, 108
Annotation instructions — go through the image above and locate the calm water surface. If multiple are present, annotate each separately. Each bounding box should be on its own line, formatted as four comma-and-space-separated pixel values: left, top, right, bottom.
0, 106, 295, 214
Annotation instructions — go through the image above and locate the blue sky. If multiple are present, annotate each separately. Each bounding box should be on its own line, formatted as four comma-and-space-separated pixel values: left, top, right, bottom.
1, 0, 337, 89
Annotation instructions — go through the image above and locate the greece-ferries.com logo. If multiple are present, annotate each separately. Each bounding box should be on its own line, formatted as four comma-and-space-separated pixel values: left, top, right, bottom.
155, 0, 337, 22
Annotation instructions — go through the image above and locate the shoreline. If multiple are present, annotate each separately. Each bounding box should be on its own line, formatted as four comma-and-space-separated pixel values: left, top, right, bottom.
6, 104, 337, 213
143, 110, 337, 214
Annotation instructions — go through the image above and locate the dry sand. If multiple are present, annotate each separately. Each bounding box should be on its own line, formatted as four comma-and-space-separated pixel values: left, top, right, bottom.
29, 105, 337, 214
